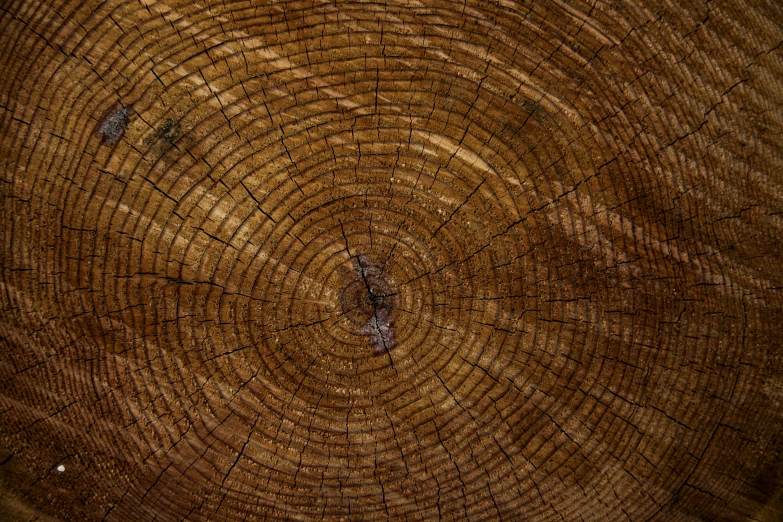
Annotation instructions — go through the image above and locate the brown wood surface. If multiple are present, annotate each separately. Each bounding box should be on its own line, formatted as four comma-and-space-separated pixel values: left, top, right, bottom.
1, 0, 782, 520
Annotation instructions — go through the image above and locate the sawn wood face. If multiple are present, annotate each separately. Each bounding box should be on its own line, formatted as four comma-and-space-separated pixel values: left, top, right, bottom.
1, 0, 782, 520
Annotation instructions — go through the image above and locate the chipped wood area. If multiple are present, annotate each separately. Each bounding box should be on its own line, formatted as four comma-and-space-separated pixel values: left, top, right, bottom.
1, 0, 782, 520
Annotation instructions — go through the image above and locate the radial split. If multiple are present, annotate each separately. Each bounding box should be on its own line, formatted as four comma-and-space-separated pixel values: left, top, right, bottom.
339, 253, 398, 355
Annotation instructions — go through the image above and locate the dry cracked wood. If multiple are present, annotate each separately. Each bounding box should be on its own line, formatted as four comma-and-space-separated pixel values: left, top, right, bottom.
1, 0, 782, 520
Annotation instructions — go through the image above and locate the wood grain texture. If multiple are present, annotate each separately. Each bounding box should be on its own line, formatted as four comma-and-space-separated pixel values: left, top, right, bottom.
1, 0, 782, 520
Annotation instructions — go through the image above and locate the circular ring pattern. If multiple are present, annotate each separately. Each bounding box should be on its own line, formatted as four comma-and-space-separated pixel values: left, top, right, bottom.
1, 0, 782, 521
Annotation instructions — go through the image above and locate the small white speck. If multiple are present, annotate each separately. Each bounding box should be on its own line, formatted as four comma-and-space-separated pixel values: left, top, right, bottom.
56, 464, 65, 473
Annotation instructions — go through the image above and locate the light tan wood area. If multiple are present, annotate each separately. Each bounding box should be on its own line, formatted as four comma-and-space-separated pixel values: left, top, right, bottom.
1, 0, 782, 520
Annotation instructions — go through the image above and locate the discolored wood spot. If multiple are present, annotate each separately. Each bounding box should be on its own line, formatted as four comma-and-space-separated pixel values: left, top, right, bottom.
340, 254, 399, 354
144, 118, 181, 147
97, 103, 129, 145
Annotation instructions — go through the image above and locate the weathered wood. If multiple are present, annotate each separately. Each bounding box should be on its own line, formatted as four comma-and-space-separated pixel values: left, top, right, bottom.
1, 0, 782, 520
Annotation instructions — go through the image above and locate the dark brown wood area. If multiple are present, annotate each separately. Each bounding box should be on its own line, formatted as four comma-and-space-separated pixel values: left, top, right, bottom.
1, 0, 782, 520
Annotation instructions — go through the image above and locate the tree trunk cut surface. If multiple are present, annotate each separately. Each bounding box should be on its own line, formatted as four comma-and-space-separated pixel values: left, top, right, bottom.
1, 0, 782, 520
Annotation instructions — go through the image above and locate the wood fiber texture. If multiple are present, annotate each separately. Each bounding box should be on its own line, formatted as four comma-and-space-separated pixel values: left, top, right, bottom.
1, 0, 782, 520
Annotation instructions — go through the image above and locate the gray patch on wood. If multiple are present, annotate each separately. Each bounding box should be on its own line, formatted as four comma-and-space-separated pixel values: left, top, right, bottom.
98, 104, 129, 145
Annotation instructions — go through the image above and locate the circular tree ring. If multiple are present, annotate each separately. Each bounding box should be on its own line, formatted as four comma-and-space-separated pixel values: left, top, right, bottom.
0, 1, 782, 521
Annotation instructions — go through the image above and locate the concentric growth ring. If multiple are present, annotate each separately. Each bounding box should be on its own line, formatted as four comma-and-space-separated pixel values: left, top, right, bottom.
1, 0, 782, 521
